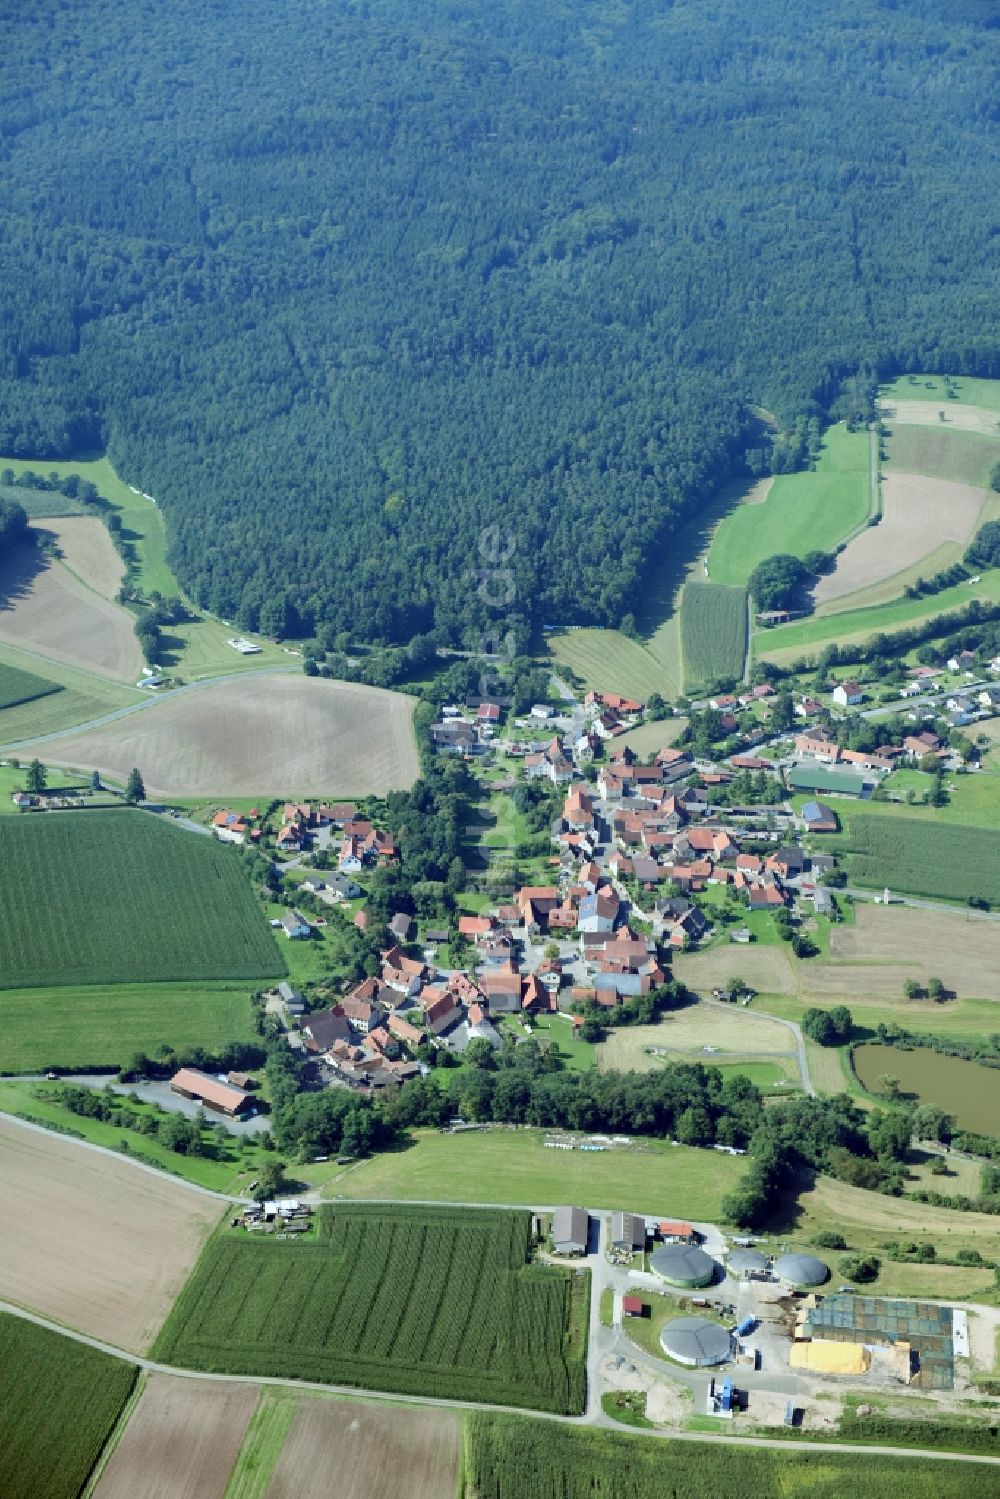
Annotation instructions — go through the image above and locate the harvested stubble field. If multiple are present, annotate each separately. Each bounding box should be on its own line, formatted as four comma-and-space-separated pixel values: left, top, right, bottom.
94, 1375, 259, 1499
0, 1313, 137, 1499
265, 1398, 462, 1499
673, 944, 798, 996
885, 399, 1000, 436
0, 811, 283, 987
0, 541, 142, 681
43, 672, 420, 796
0, 1117, 223, 1351
679, 581, 747, 688
153, 1204, 587, 1413
813, 474, 985, 606
882, 420, 1000, 489
597, 1004, 795, 1073
42, 514, 127, 599
826, 905, 1000, 1002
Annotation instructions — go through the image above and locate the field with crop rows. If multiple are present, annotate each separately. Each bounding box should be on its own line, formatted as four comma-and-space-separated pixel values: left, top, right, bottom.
0, 1313, 136, 1499
840, 814, 1000, 906
0, 811, 283, 987
680, 582, 746, 688
0, 661, 62, 712
153, 1205, 587, 1413
466, 1414, 988, 1498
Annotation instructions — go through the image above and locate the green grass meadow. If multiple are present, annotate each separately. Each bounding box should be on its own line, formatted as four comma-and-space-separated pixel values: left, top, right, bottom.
0, 642, 142, 744
0, 1313, 136, 1499
710, 423, 871, 587
881, 373, 1000, 412
0, 480, 86, 518
0, 662, 62, 713
322, 1127, 743, 1218
0, 982, 258, 1072
153, 1205, 588, 1413
680, 581, 747, 687
0, 810, 283, 988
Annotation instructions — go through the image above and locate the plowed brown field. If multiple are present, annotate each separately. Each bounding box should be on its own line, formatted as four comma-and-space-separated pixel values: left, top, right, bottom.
814, 473, 984, 605
0, 543, 141, 681
0, 1118, 223, 1352
265, 1400, 461, 1499
94, 1376, 259, 1499
42, 673, 419, 795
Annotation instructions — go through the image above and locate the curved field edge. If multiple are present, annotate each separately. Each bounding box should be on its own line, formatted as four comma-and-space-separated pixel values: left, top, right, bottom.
0, 1313, 137, 1499
34, 673, 421, 798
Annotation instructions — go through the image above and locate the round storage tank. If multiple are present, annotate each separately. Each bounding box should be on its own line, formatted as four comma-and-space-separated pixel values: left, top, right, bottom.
773, 1251, 828, 1288
659, 1316, 732, 1367
649, 1243, 717, 1288
726, 1248, 768, 1278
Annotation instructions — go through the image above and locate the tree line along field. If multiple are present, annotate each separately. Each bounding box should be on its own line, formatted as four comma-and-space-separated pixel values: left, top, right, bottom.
679, 582, 747, 689
839, 814, 1000, 907
153, 1205, 588, 1414
0, 1314, 136, 1499
0, 661, 62, 712
466, 1414, 990, 1499
0, 811, 284, 989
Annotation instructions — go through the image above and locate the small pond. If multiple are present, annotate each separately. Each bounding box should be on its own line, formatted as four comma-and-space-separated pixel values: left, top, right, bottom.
853, 1044, 1000, 1137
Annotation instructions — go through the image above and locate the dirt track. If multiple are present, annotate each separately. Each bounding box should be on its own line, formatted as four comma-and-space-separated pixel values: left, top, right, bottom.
40, 673, 420, 796
0, 1117, 223, 1353
0, 542, 142, 681
94, 1376, 259, 1499
814, 473, 984, 604
266, 1399, 461, 1499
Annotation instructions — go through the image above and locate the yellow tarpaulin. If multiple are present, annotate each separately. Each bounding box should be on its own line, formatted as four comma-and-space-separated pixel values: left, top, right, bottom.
789, 1340, 871, 1375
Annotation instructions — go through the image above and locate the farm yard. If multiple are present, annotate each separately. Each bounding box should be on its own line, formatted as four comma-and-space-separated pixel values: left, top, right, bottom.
812, 474, 985, 606
93, 1375, 259, 1499
264, 1397, 462, 1499
838, 814, 1000, 907
153, 1204, 588, 1413
0, 1116, 224, 1351
0, 981, 259, 1072
0, 1314, 137, 1499
0, 811, 283, 988
709, 422, 871, 587
679, 582, 747, 688
40, 672, 420, 796
465, 1413, 984, 1499
0, 538, 143, 681
321, 1128, 743, 1220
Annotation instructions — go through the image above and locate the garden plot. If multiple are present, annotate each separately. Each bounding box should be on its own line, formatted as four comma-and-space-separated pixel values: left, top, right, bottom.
813, 474, 984, 606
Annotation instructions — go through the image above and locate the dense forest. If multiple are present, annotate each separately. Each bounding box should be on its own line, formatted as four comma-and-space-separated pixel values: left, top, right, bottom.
2, 1, 999, 643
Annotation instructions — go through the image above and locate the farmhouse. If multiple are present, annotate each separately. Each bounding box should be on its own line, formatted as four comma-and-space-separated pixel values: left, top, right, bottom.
170, 1067, 252, 1118
794, 731, 840, 762
551, 1205, 590, 1256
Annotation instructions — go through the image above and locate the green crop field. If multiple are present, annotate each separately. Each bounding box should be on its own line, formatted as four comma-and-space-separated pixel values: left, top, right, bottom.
317, 1128, 742, 1217
680, 582, 747, 688
153, 1205, 588, 1413
0, 662, 62, 713
0, 981, 258, 1072
547, 627, 675, 700
710, 423, 871, 587
0, 643, 141, 744
0, 811, 283, 988
839, 814, 1000, 906
466, 1414, 990, 1498
0, 1313, 136, 1499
